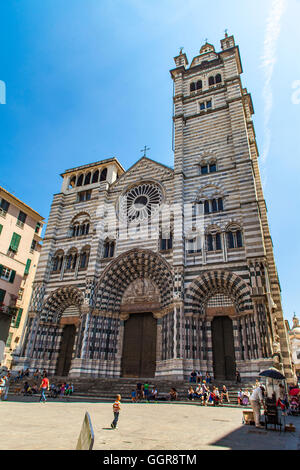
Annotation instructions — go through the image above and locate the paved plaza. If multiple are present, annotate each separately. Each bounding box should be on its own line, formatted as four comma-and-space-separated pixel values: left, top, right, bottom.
0, 397, 299, 450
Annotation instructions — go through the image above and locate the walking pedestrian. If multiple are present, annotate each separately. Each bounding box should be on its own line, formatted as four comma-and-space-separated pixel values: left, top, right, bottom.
3, 372, 11, 400
39, 373, 50, 403
111, 394, 121, 429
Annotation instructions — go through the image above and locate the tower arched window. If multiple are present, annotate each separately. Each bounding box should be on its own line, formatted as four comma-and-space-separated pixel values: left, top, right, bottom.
160, 232, 173, 251
84, 172, 91, 185
204, 200, 210, 214
69, 176, 76, 189
100, 168, 107, 182
92, 170, 99, 183
190, 82, 196, 92
226, 227, 243, 249
211, 199, 218, 212
196, 80, 202, 90
103, 240, 115, 258
208, 76, 215, 86
79, 248, 90, 270
206, 230, 222, 252
76, 174, 83, 187
215, 74, 222, 84
209, 162, 217, 173
52, 251, 64, 273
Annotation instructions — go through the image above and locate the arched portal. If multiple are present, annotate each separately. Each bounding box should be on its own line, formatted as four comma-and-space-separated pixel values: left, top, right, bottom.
95, 249, 173, 377
38, 286, 84, 376
185, 271, 253, 380
95, 249, 173, 314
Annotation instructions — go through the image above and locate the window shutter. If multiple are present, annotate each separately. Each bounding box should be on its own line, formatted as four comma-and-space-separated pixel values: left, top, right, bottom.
6, 332, 13, 348
24, 259, 31, 275
15, 308, 23, 328
0, 264, 3, 277
9, 270, 16, 283
0, 288, 6, 303
0, 224, 3, 234
10, 232, 21, 252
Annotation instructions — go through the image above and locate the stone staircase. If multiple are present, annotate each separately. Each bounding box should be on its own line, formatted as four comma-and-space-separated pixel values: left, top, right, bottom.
8, 375, 255, 406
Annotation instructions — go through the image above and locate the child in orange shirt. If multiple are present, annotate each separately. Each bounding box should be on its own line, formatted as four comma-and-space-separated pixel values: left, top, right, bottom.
111, 394, 121, 429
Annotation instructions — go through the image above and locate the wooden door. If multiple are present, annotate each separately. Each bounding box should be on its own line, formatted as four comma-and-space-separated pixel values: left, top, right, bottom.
212, 316, 236, 381
122, 313, 157, 378
56, 324, 76, 376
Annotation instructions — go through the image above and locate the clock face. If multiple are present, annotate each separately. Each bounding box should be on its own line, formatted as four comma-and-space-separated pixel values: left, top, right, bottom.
120, 182, 163, 222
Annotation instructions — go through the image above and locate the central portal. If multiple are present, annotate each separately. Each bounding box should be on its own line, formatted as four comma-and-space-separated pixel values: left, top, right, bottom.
122, 312, 157, 378
211, 316, 236, 381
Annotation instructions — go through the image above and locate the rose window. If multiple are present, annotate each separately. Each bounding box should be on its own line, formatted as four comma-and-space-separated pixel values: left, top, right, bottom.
120, 183, 163, 222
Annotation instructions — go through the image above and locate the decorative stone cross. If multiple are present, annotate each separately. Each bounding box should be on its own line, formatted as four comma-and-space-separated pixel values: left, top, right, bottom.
141, 145, 150, 157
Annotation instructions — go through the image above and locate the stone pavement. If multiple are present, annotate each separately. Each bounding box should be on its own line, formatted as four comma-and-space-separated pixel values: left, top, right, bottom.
0, 397, 299, 450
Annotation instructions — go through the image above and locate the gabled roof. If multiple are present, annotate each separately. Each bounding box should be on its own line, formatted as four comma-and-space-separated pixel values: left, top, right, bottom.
110, 156, 174, 188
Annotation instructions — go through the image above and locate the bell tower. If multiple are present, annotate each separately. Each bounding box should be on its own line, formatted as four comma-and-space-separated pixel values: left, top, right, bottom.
170, 34, 294, 383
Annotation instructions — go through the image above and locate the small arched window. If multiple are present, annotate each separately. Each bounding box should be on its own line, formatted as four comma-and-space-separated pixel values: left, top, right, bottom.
212, 199, 218, 212
218, 198, 223, 211
103, 240, 115, 258
196, 80, 202, 90
69, 176, 76, 189
190, 82, 196, 92
76, 174, 83, 187
227, 227, 243, 249
160, 232, 173, 251
79, 249, 90, 269
100, 168, 107, 182
204, 201, 210, 214
209, 162, 217, 173
215, 74, 222, 84
208, 76, 215, 86
92, 170, 99, 184
84, 172, 91, 185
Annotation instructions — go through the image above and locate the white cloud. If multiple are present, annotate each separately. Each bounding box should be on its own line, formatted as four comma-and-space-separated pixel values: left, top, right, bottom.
261, 0, 286, 165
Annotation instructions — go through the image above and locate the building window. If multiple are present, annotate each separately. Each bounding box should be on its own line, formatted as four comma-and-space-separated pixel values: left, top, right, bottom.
215, 74, 222, 84
209, 163, 217, 172
202, 198, 224, 214
18, 288, 24, 301
24, 259, 31, 275
199, 100, 213, 112
16, 211, 27, 228
206, 232, 222, 252
196, 80, 203, 90
190, 82, 196, 92
6, 332, 13, 348
30, 240, 36, 252
103, 240, 115, 259
9, 232, 21, 253
76, 174, 84, 187
77, 190, 91, 202
160, 233, 173, 251
201, 165, 208, 175
208, 76, 215, 86
0, 198, 10, 217
100, 168, 107, 182
84, 172, 91, 185
0, 265, 16, 283
11, 308, 23, 328
92, 170, 99, 183
79, 250, 90, 269
227, 228, 243, 249
35, 222, 41, 234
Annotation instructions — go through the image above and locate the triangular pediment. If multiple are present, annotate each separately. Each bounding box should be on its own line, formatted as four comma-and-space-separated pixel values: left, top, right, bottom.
110, 157, 174, 192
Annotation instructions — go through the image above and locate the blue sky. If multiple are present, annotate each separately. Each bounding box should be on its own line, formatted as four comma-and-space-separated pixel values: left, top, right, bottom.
0, 0, 299, 323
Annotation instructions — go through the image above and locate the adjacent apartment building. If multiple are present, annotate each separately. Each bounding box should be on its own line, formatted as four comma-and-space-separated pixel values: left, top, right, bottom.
0, 186, 44, 368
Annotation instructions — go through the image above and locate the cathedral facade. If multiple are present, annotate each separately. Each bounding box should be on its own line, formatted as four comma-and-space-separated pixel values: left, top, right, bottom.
16, 34, 294, 382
